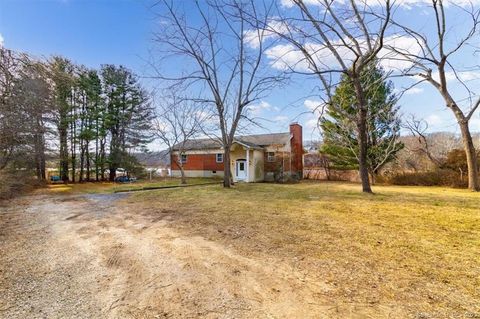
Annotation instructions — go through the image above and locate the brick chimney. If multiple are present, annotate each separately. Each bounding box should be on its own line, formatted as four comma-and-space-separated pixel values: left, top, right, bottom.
289, 123, 303, 176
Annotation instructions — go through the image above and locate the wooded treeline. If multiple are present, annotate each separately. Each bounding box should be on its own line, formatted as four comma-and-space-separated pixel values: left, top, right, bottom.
0, 47, 153, 183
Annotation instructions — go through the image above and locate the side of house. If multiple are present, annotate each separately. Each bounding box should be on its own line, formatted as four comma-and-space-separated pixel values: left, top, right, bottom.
170, 123, 303, 182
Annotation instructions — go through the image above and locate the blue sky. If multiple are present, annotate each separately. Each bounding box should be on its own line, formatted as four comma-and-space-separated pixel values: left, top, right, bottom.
1, 0, 479, 149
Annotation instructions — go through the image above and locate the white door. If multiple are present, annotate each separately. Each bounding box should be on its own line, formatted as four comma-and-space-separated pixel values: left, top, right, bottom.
235, 160, 247, 181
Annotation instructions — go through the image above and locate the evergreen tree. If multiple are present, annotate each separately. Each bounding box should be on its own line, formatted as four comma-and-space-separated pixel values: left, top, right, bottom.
100, 65, 153, 181
50, 57, 75, 183
77, 68, 102, 181
320, 63, 403, 180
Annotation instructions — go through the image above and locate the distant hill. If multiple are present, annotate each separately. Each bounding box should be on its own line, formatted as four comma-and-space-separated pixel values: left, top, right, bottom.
134, 150, 170, 167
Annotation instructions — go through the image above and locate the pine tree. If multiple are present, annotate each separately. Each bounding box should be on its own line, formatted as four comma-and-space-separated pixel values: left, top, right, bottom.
50, 57, 75, 183
100, 65, 153, 181
77, 68, 102, 181
320, 63, 403, 181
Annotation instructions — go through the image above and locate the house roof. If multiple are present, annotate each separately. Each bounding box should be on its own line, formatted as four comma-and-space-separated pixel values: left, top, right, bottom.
237, 132, 291, 147
172, 132, 291, 151
173, 138, 222, 151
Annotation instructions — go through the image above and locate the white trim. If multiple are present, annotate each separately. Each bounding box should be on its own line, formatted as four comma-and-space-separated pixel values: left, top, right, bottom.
246, 149, 250, 182
172, 149, 223, 155
232, 140, 264, 150
267, 152, 275, 162
234, 140, 250, 149
180, 154, 188, 164
171, 170, 224, 178
235, 159, 247, 181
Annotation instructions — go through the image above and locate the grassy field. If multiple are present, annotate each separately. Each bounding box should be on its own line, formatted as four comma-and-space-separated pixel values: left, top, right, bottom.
120, 181, 480, 317
35, 177, 219, 195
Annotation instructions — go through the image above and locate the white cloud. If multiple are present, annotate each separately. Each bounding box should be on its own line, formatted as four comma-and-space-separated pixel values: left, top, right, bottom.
247, 100, 278, 116
434, 71, 480, 83
411, 70, 480, 84
426, 114, 443, 127
301, 99, 323, 134
470, 117, 480, 131
405, 87, 424, 95
280, 0, 480, 9
304, 99, 325, 116
304, 117, 320, 132
265, 35, 422, 73
0, 33, 4, 47
244, 20, 288, 49
195, 110, 216, 124
273, 115, 289, 123
265, 44, 307, 71
379, 36, 424, 71
393, 0, 480, 6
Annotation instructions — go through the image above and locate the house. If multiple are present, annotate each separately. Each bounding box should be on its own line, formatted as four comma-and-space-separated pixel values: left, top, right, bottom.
170, 123, 303, 182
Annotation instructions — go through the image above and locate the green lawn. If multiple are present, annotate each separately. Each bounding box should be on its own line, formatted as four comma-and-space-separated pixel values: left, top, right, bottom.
124, 181, 480, 317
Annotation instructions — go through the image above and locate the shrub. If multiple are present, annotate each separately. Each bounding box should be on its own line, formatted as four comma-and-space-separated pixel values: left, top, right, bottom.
383, 169, 468, 188
0, 171, 43, 201
273, 171, 301, 183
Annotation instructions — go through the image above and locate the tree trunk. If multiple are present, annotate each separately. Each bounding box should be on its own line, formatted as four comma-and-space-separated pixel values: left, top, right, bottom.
70, 93, 76, 183
223, 146, 232, 188
100, 138, 106, 181
79, 142, 85, 182
323, 166, 331, 181
369, 171, 376, 185
109, 133, 119, 182
179, 164, 187, 185
86, 141, 90, 181
357, 116, 372, 192
71, 149, 76, 182
353, 79, 373, 193
59, 126, 69, 183
36, 131, 46, 181
95, 116, 99, 182
109, 166, 116, 182
35, 135, 42, 180
40, 154, 46, 181
459, 120, 479, 191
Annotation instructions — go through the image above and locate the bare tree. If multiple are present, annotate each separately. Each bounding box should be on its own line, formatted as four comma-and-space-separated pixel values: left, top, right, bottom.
153, 93, 208, 184
267, 0, 392, 193
386, 0, 480, 190
403, 115, 445, 168
16, 60, 53, 180
152, 0, 285, 187
0, 48, 53, 178
0, 47, 24, 170
304, 151, 332, 180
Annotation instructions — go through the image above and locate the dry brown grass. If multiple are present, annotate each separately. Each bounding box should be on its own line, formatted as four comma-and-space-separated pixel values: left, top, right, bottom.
125, 181, 480, 317
33, 177, 216, 195
0, 172, 43, 201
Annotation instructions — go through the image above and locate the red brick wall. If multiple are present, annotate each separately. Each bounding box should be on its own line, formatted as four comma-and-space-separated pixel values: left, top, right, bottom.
264, 152, 291, 173
263, 124, 303, 175
171, 153, 224, 171
290, 123, 303, 174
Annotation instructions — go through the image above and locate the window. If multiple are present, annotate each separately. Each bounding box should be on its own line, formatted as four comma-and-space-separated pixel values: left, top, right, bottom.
216, 153, 223, 163
180, 154, 187, 164
267, 152, 275, 162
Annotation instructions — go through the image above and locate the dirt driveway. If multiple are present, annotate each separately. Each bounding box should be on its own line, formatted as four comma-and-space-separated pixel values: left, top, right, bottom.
0, 193, 386, 319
